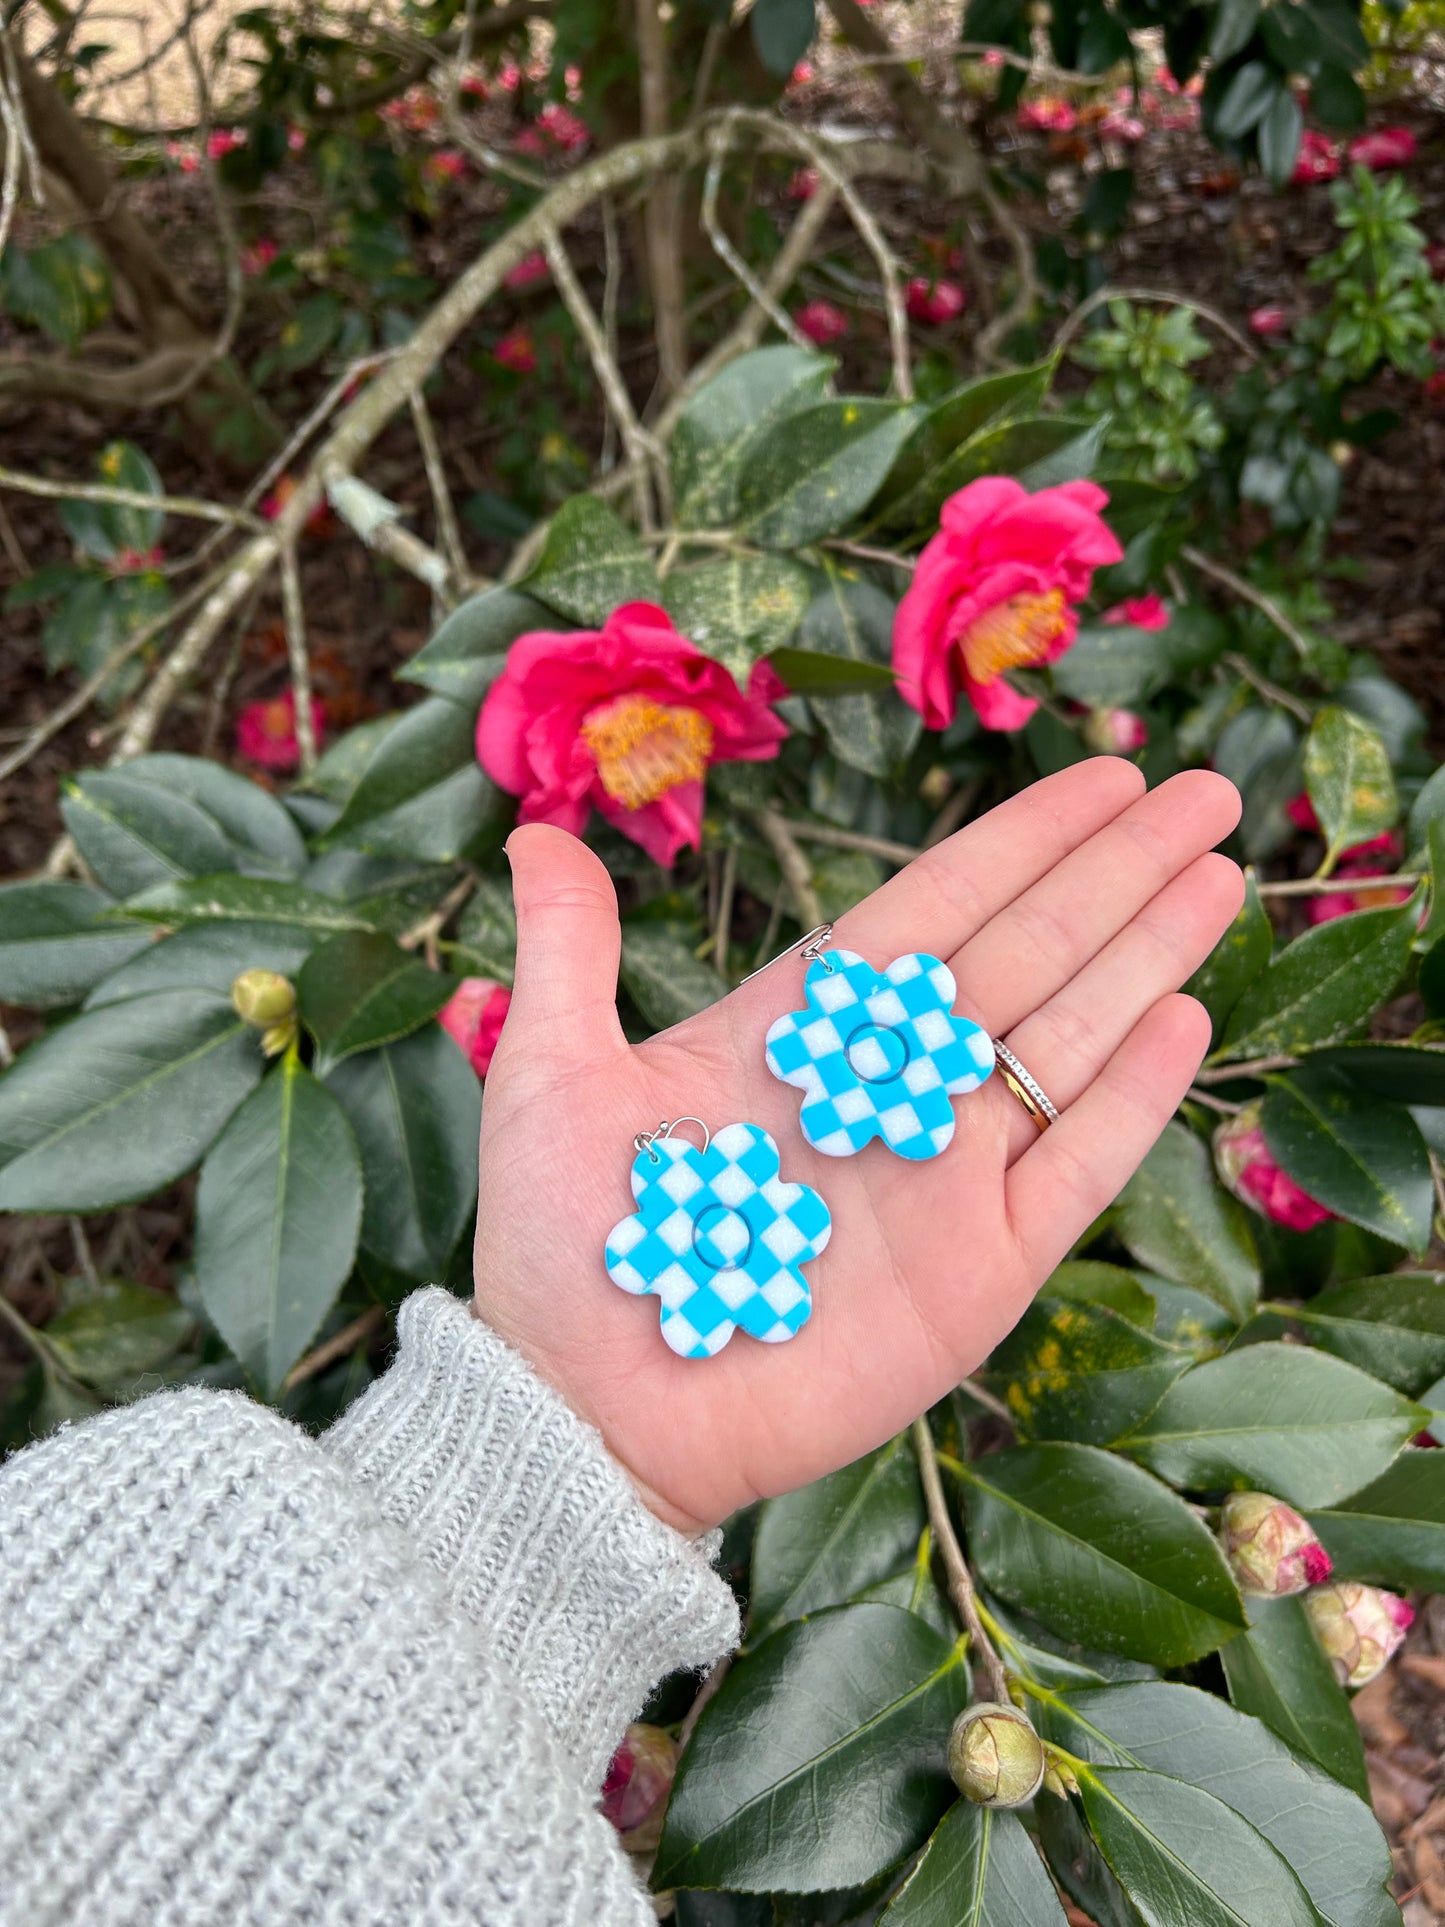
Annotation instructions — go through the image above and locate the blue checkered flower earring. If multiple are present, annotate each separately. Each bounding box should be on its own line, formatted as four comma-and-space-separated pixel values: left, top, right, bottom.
605, 1118, 831, 1358
760, 925, 995, 1159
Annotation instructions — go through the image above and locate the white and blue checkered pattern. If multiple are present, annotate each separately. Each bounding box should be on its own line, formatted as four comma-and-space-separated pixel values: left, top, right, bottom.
605, 1122, 831, 1359
765, 947, 995, 1160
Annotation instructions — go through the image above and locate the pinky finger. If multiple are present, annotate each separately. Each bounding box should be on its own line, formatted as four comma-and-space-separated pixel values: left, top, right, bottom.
1004, 993, 1213, 1284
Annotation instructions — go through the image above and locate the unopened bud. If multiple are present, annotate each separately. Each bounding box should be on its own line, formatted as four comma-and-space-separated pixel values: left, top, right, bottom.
600, 1723, 677, 1850
1081, 707, 1149, 756
1214, 1101, 1334, 1233
1304, 1581, 1413, 1688
231, 968, 296, 1028
1220, 1491, 1333, 1597
949, 1701, 1047, 1808
1041, 1753, 1080, 1798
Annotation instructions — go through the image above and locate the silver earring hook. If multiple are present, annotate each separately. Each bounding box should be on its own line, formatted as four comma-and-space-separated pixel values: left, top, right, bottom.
738, 922, 836, 988
633, 1116, 712, 1163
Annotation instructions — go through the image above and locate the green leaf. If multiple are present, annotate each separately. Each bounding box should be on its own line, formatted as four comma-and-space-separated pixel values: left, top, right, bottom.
983, 1296, 1191, 1445
869, 364, 1053, 533
872, 415, 1100, 536
1118, 1342, 1424, 1507
750, 0, 816, 75
1015, 416, 1110, 490
673, 346, 835, 530
140, 754, 307, 870
84, 920, 315, 1010
737, 400, 917, 549
61, 772, 243, 899
0, 233, 112, 350
1040, 1261, 1158, 1329
655, 1603, 968, 1893
1221, 1594, 1370, 1801
452, 877, 517, 984
297, 931, 451, 1070
325, 1026, 481, 1282
767, 648, 898, 694
273, 291, 344, 374
1045, 1681, 1396, 1927
521, 495, 660, 625
58, 440, 165, 560
0, 991, 262, 1212
1210, 0, 1261, 61
1304, 708, 1398, 873
665, 555, 812, 678
879, 1802, 1069, 1926
44, 1280, 193, 1391
1309, 1454, 1445, 1591
0, 881, 151, 1009
1052, 608, 1224, 709
1304, 1044, 1445, 1108
1182, 871, 1272, 1047
305, 713, 406, 807
1239, 1274, 1445, 1395
749, 1434, 925, 1640
1213, 60, 1281, 139
1079, 1767, 1329, 1927
1263, 1067, 1434, 1255
801, 564, 920, 778
194, 1057, 362, 1397
1218, 892, 1421, 1059
1259, 86, 1304, 188
958, 1443, 1246, 1666
323, 697, 503, 862
1115, 1121, 1260, 1325
619, 927, 724, 1030
396, 586, 549, 707
117, 874, 386, 935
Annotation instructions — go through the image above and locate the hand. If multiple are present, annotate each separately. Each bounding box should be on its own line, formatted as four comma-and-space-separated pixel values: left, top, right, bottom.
474, 759, 1243, 1534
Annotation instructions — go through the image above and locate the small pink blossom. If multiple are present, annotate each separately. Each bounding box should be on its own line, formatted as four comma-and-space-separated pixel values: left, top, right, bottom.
498, 61, 522, 93
1293, 130, 1342, 185
538, 103, 589, 152
1348, 126, 1417, 171
1220, 1492, 1333, 1597
235, 691, 327, 773
1103, 594, 1170, 632
493, 326, 537, 374
1305, 1582, 1413, 1688
107, 545, 165, 576
512, 128, 549, 156
564, 64, 583, 101
906, 277, 967, 326
240, 239, 278, 277
1214, 1102, 1335, 1233
601, 1726, 677, 1851
165, 139, 199, 174
1307, 838, 1411, 925
1017, 96, 1077, 133
1249, 305, 1290, 338
787, 166, 819, 202
789, 61, 815, 89
207, 128, 245, 161
1100, 109, 1147, 144
1081, 707, 1149, 755
504, 250, 550, 291
423, 148, 467, 184
794, 300, 849, 347
439, 978, 511, 1078
381, 87, 441, 133
460, 73, 489, 100
287, 126, 308, 153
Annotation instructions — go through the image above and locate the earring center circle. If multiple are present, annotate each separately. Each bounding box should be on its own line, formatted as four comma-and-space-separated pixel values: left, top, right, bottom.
691, 1202, 755, 1273
844, 1020, 911, 1084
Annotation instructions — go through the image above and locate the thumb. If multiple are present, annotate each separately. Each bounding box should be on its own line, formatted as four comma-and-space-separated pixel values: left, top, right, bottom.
504, 823, 624, 1058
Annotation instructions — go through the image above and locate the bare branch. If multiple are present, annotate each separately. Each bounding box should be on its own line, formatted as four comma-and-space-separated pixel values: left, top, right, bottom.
408, 388, 469, 587
635, 0, 687, 393
0, 463, 264, 531
1184, 545, 1312, 661
700, 128, 810, 351
751, 808, 824, 929
278, 540, 317, 778
819, 0, 983, 186
914, 1420, 1010, 1704
281, 1305, 386, 1395
1051, 285, 1262, 365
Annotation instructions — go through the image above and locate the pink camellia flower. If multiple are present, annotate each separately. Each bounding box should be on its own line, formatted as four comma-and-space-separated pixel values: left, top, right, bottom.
498, 61, 522, 92
240, 239, 279, 277
439, 977, 511, 1078
107, 544, 165, 576
1307, 841, 1412, 924
1017, 96, 1077, 133
1304, 1582, 1413, 1688
512, 127, 549, 157
287, 125, 308, 153
906, 277, 967, 326
1220, 1491, 1333, 1597
493, 326, 537, 374
235, 690, 327, 772
460, 73, 489, 99
538, 103, 589, 151
207, 128, 245, 161
165, 139, 199, 174
787, 166, 819, 202
259, 473, 336, 538
1214, 1101, 1335, 1233
1100, 108, 1147, 144
892, 477, 1123, 732
424, 148, 467, 184
1082, 707, 1149, 755
601, 1725, 677, 1851
789, 61, 815, 89
1103, 594, 1169, 632
1348, 127, 1417, 171
565, 64, 583, 101
476, 602, 788, 867
504, 250, 550, 291
1249, 305, 1290, 338
1293, 130, 1342, 185
381, 87, 441, 133
794, 299, 849, 347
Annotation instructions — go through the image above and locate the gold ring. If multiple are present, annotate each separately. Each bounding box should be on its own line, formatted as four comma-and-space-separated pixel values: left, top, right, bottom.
992, 1042, 1059, 1133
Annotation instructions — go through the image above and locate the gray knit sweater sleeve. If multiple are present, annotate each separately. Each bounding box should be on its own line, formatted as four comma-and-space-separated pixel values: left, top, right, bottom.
0, 1288, 740, 1927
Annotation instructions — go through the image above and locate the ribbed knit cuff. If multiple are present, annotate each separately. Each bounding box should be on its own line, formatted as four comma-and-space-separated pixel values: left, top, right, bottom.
323, 1289, 740, 1784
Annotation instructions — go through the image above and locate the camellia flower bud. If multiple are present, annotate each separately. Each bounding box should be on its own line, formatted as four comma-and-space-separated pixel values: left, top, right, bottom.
1213, 1101, 1335, 1234
600, 1723, 677, 1850
948, 1702, 1047, 1808
231, 969, 297, 1056
1304, 1581, 1413, 1688
1220, 1491, 1332, 1597
1081, 707, 1149, 756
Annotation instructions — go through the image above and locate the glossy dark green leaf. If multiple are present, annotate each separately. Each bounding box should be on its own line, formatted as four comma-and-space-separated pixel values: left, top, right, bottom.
0, 881, 151, 1009
1115, 1121, 1259, 1324
1045, 1681, 1396, 1927
324, 697, 502, 862
802, 564, 920, 779
452, 878, 517, 984
665, 555, 811, 678
879, 1801, 1068, 1926
398, 586, 550, 706
1052, 608, 1222, 710
134, 755, 307, 871
869, 364, 1053, 533
767, 648, 898, 695
195, 1057, 362, 1397
521, 494, 660, 624
1219, 893, 1421, 1060
84, 920, 315, 1010
1239, 1274, 1445, 1394
0, 991, 262, 1211
1213, 60, 1281, 139
1263, 1068, 1434, 1255
750, 0, 816, 75
1015, 416, 1109, 490
298, 932, 450, 1070
983, 1297, 1191, 1445
1182, 871, 1272, 1047
1042, 1261, 1157, 1329
1308, 1454, 1445, 1591
44, 1281, 193, 1390
656, 1603, 968, 1894
672, 346, 835, 529
1210, 0, 1260, 61
958, 1443, 1246, 1666
1220, 1594, 1369, 1801
117, 874, 384, 935
325, 1026, 480, 1281
619, 928, 723, 1030
1120, 1343, 1422, 1507
305, 713, 406, 807
1035, 1795, 1139, 1927
1259, 85, 1304, 186
1304, 708, 1398, 873
749, 1434, 924, 1639
1305, 1044, 1445, 1108
61, 771, 241, 898
1080, 1767, 1327, 1927
1, 233, 112, 351
737, 401, 917, 549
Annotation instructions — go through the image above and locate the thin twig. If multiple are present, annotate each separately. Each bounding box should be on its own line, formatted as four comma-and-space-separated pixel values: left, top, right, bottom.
958, 1377, 1015, 1426
701, 131, 810, 351
68, 1218, 99, 1289
635, 0, 686, 393
0, 493, 30, 575
824, 537, 917, 572
712, 842, 737, 980
1258, 871, 1422, 898
976, 182, 1041, 368
1051, 285, 1262, 365
752, 809, 824, 929
1188, 1087, 1243, 1115
281, 1305, 386, 1395
913, 1419, 1010, 1704
1222, 650, 1312, 723
0, 24, 34, 264
408, 388, 468, 587
0, 465, 265, 532
777, 818, 920, 867
1195, 1053, 1300, 1083
924, 778, 985, 850
399, 874, 477, 954
677, 1656, 731, 1752
1185, 546, 1311, 661
278, 541, 317, 777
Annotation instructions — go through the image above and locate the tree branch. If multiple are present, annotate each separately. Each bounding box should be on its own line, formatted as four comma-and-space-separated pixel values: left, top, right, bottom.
751, 808, 823, 929
914, 1420, 1010, 1704
818, 0, 982, 187
635, 0, 686, 393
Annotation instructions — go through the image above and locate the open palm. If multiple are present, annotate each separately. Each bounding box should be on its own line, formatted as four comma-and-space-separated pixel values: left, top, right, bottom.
474, 757, 1243, 1534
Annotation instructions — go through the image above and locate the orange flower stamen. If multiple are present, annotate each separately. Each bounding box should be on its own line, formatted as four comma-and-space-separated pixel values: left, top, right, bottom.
958, 588, 1069, 686
581, 695, 714, 810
